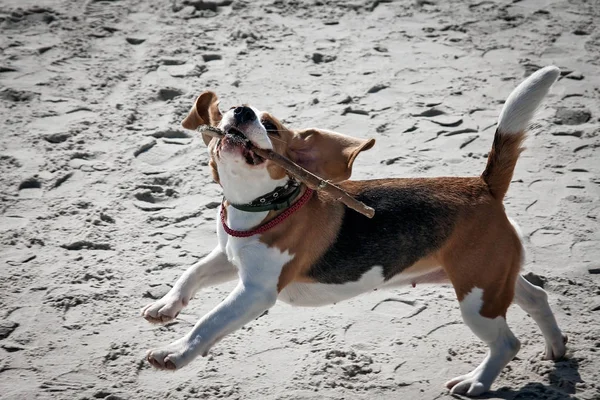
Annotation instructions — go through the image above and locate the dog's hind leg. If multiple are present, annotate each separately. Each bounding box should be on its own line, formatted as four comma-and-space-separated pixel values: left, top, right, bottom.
513, 275, 567, 360
440, 209, 523, 396
141, 246, 237, 324
507, 218, 567, 360
445, 286, 521, 396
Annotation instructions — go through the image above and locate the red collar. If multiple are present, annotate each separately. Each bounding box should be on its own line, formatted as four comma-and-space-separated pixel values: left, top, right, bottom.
221, 188, 314, 238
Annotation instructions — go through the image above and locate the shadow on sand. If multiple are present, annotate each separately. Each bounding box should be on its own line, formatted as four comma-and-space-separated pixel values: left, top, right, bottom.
454, 357, 584, 400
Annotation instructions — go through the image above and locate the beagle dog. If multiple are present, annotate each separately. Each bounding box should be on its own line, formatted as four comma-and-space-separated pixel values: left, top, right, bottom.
141, 66, 567, 396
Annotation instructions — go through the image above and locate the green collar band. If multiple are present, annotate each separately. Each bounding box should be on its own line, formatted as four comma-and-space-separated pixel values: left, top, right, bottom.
229, 180, 303, 213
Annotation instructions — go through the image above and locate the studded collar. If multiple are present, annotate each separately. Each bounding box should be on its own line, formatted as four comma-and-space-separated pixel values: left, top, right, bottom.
228, 179, 302, 213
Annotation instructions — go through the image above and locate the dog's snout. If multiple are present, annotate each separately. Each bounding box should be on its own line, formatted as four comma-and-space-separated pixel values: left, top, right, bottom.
233, 106, 256, 125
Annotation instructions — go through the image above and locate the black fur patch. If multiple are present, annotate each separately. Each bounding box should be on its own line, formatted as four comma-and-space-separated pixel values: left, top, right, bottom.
307, 180, 462, 284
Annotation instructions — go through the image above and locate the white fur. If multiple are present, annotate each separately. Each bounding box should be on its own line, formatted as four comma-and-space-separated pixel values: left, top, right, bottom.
224, 204, 269, 232
217, 159, 287, 207
279, 265, 445, 307
506, 218, 566, 360
513, 275, 566, 360
507, 216, 527, 268
498, 66, 560, 134
212, 107, 286, 205
146, 105, 295, 369
146, 229, 293, 369
507, 217, 524, 240
220, 106, 273, 149
141, 247, 237, 323
380, 264, 443, 288
280, 266, 385, 306
447, 288, 520, 396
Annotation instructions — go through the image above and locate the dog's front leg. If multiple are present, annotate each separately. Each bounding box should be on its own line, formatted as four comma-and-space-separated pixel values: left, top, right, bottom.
145, 253, 281, 370
146, 280, 277, 370
141, 246, 237, 324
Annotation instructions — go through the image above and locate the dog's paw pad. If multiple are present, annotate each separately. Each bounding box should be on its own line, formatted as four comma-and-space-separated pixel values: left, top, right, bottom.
146, 340, 192, 370
541, 332, 568, 360
141, 294, 188, 324
446, 372, 489, 397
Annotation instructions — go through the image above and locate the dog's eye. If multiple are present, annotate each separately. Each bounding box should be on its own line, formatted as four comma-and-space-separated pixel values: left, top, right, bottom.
262, 120, 279, 136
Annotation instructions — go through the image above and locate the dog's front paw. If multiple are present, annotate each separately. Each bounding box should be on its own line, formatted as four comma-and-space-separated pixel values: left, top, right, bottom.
141, 292, 189, 324
146, 338, 195, 370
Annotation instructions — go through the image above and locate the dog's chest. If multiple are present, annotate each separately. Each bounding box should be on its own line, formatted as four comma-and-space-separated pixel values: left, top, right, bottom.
218, 217, 292, 285
222, 235, 288, 265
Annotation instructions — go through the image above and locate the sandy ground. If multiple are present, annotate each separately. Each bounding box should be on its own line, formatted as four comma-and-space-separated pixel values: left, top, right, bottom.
1, 0, 599, 399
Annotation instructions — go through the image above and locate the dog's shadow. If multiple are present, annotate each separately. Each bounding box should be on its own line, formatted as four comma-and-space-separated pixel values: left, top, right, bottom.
468, 357, 582, 400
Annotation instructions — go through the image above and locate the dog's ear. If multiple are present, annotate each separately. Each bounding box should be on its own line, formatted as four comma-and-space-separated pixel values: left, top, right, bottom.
288, 129, 375, 182
181, 91, 223, 145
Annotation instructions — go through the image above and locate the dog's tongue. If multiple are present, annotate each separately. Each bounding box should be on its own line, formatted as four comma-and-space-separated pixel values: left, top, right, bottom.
245, 148, 264, 165
225, 128, 264, 165
251, 151, 263, 164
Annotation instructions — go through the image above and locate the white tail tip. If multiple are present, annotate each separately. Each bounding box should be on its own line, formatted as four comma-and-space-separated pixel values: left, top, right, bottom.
497, 66, 560, 135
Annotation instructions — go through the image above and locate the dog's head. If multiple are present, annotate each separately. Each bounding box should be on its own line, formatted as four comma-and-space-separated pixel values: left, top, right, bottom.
182, 91, 375, 203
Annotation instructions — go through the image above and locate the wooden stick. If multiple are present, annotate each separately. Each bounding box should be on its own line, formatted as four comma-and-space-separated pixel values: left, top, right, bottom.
197, 125, 375, 218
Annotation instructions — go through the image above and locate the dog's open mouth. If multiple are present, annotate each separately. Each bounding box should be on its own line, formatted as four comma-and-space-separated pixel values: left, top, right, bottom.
224, 127, 265, 166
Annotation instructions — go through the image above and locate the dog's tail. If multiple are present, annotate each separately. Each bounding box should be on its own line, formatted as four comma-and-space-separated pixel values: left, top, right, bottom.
481, 66, 560, 201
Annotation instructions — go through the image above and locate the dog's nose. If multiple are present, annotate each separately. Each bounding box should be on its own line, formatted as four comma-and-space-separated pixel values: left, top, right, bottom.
233, 106, 256, 125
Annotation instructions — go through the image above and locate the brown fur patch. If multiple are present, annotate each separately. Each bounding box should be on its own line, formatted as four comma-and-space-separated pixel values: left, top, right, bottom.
208, 139, 220, 183
181, 91, 223, 146
481, 129, 526, 201
400, 255, 443, 277
259, 113, 293, 181
439, 199, 522, 318
258, 189, 345, 292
